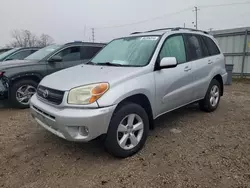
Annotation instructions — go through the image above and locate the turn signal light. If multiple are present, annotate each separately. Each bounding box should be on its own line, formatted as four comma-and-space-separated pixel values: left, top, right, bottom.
89, 83, 109, 103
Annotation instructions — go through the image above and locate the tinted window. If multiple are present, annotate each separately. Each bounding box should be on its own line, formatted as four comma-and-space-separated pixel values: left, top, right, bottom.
30, 49, 38, 54
54, 46, 81, 62
6, 50, 33, 60
82, 46, 102, 60
0, 48, 20, 61
159, 35, 186, 64
199, 36, 210, 57
184, 34, 203, 61
203, 36, 220, 56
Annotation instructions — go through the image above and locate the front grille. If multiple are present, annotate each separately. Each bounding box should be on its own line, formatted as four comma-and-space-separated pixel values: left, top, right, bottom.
37, 85, 64, 105
32, 105, 55, 120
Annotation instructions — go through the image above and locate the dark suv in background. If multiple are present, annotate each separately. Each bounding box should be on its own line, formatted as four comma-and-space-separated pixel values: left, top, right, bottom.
0, 47, 39, 62
0, 41, 105, 108
0, 48, 12, 55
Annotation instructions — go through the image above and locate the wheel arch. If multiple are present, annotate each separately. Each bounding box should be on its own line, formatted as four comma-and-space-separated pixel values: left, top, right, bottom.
8, 73, 42, 97
113, 93, 154, 129
10, 73, 42, 86
212, 74, 224, 96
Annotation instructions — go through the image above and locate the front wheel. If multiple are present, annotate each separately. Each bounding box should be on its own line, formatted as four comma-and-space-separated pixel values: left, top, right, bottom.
10, 79, 38, 109
105, 103, 149, 158
199, 79, 221, 112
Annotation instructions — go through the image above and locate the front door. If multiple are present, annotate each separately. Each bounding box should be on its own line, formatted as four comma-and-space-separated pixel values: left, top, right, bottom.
46, 60, 64, 75
60, 46, 82, 68
154, 34, 194, 116
46, 46, 82, 75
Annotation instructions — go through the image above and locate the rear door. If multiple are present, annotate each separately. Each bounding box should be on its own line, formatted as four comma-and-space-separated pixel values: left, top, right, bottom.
203, 36, 222, 66
81, 45, 103, 63
183, 34, 211, 101
154, 34, 194, 115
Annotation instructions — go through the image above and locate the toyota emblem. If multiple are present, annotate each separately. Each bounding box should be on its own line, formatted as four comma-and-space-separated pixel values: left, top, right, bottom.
43, 89, 49, 98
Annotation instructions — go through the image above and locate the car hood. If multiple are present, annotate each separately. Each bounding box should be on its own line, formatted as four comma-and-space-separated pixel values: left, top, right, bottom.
40, 64, 146, 91
0, 59, 38, 70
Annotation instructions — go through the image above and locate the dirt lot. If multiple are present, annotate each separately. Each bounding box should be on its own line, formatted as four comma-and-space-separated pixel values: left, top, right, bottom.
1, 83, 250, 188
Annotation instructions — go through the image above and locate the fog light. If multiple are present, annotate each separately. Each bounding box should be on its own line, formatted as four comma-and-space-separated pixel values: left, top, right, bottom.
79, 126, 89, 136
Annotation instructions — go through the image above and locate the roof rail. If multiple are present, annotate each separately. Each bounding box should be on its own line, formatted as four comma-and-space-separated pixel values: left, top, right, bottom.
145, 28, 174, 33
172, 27, 209, 34
130, 28, 173, 35
65, 41, 106, 45
130, 27, 209, 35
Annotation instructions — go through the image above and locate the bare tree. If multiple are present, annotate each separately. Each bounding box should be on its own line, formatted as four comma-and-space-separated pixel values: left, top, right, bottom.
7, 30, 54, 48
37, 34, 54, 47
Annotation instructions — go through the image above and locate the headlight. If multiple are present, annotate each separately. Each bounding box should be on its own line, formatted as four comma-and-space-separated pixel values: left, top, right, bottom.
68, 83, 109, 105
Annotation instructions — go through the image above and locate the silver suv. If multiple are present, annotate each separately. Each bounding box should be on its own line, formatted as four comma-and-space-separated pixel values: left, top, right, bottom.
30, 27, 228, 158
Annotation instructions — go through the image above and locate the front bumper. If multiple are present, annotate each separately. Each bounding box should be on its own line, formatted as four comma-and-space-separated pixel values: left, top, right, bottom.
0, 79, 8, 99
30, 94, 116, 142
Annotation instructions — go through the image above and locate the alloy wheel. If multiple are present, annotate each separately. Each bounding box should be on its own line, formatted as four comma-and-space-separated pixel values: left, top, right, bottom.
16, 85, 36, 105
117, 114, 144, 150
210, 85, 219, 107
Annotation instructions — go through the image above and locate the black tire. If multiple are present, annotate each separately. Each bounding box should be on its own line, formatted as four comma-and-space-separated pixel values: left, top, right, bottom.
105, 103, 149, 158
10, 79, 38, 109
199, 79, 221, 112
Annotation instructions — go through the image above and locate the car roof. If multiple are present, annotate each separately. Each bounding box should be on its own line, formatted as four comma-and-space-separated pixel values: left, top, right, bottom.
0, 48, 12, 51
14, 47, 41, 50
64, 41, 106, 47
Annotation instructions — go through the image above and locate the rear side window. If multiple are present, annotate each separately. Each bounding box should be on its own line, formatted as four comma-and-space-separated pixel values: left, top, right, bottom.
82, 46, 102, 60
159, 35, 186, 64
183, 34, 203, 61
202, 36, 220, 56
30, 49, 38, 54
199, 36, 210, 57
5, 50, 33, 60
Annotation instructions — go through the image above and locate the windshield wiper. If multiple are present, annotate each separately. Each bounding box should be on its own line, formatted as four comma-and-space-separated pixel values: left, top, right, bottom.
97, 62, 123, 67
85, 61, 96, 65
84, 61, 120, 66
86, 61, 139, 67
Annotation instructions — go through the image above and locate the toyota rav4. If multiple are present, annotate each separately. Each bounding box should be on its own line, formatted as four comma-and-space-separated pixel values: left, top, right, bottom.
30, 27, 227, 158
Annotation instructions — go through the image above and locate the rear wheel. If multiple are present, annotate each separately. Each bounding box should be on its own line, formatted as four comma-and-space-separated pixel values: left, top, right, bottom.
199, 79, 221, 112
105, 103, 149, 158
10, 79, 38, 109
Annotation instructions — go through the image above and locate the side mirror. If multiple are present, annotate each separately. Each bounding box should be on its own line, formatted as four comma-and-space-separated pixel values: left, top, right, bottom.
159, 57, 177, 69
48, 55, 62, 63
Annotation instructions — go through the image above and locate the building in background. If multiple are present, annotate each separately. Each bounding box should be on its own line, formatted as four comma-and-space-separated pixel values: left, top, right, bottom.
211, 27, 250, 77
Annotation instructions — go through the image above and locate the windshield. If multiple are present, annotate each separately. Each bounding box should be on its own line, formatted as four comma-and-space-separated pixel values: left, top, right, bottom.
0, 48, 19, 60
25, 45, 62, 61
91, 36, 160, 67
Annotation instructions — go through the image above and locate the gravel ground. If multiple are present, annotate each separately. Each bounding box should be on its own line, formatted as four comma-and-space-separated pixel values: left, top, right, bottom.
1, 83, 250, 188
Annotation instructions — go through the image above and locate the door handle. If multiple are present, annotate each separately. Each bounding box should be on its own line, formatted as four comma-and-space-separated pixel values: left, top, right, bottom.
208, 60, 213, 64
184, 66, 191, 72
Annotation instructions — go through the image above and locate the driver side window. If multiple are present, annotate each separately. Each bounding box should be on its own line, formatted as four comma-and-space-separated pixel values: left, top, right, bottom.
53, 46, 81, 62
159, 35, 186, 64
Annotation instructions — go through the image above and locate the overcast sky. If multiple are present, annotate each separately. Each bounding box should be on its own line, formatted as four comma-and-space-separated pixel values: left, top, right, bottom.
0, 0, 250, 46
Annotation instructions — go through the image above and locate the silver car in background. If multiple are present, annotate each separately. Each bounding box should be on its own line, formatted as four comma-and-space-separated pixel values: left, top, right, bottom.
30, 27, 227, 158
